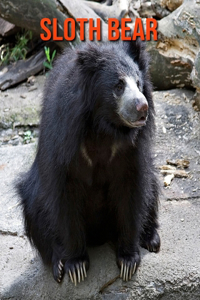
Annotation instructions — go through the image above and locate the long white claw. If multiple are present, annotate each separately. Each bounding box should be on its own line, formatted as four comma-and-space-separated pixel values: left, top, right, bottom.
123, 264, 127, 281
77, 266, 81, 283
132, 262, 137, 275
80, 266, 84, 281
126, 265, 129, 281
120, 262, 123, 278
83, 262, 87, 278
69, 270, 73, 283
129, 267, 132, 280
73, 271, 77, 286
59, 260, 63, 268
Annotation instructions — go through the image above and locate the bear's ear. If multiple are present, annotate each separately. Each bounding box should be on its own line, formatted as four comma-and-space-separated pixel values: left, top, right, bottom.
76, 45, 104, 71
124, 38, 149, 73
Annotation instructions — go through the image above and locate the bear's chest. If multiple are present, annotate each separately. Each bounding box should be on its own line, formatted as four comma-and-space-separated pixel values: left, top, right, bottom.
77, 137, 121, 188
82, 133, 120, 165
81, 143, 112, 166
80, 144, 112, 186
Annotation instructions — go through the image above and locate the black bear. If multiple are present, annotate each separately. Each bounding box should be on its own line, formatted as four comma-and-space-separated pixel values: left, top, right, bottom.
17, 39, 160, 285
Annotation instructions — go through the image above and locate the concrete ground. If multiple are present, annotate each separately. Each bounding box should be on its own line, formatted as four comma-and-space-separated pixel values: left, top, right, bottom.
0, 77, 200, 299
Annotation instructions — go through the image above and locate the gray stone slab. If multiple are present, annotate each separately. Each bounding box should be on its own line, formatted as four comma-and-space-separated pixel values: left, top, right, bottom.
0, 143, 36, 236
1, 199, 200, 299
154, 89, 200, 200
0, 75, 45, 128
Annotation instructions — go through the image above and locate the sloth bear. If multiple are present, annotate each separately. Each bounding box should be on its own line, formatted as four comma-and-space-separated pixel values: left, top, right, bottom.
17, 39, 160, 285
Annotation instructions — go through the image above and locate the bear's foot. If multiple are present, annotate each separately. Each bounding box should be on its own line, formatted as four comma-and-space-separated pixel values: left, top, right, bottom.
65, 256, 89, 286
117, 251, 140, 281
140, 229, 160, 253
52, 259, 64, 283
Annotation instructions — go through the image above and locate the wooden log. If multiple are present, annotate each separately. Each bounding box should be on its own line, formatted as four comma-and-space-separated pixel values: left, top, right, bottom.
0, 50, 46, 90
83, 0, 132, 21
147, 0, 200, 90
0, 0, 108, 48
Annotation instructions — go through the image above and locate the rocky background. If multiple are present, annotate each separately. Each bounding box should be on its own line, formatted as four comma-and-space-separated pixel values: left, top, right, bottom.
0, 0, 200, 110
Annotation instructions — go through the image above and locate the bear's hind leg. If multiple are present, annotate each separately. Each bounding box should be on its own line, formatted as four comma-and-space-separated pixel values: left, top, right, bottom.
140, 225, 160, 253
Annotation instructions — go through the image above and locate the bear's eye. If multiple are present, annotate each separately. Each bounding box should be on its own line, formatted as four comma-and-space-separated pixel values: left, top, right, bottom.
136, 79, 140, 88
115, 80, 125, 96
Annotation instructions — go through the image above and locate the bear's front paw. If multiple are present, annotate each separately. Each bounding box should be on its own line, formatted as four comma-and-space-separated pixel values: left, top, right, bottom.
65, 256, 89, 286
117, 251, 140, 281
140, 229, 160, 253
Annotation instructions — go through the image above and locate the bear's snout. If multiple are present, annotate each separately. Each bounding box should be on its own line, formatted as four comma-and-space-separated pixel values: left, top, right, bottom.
135, 96, 149, 122
119, 95, 148, 128
136, 97, 148, 113
117, 76, 149, 128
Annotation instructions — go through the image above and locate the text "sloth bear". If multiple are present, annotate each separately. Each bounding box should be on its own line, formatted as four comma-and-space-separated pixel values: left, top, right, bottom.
17, 40, 160, 285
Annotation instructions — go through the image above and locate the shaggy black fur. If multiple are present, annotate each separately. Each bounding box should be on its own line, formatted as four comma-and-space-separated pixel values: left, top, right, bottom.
17, 39, 160, 283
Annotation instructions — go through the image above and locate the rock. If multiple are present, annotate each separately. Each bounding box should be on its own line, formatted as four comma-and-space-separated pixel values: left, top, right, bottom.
84, 0, 134, 22
0, 18, 18, 36
147, 40, 194, 90
165, 0, 183, 11
138, 1, 156, 18
0, 75, 44, 129
152, 0, 183, 18
158, 0, 200, 43
151, 0, 171, 18
8, 136, 21, 146
191, 50, 200, 110
147, 0, 200, 91
193, 92, 200, 110
164, 173, 174, 186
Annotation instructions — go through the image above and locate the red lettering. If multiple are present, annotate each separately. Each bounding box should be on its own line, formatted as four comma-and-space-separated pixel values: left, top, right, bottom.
77, 18, 88, 41
53, 18, 63, 41
108, 18, 120, 41
146, 18, 158, 41
132, 18, 145, 41
89, 18, 101, 41
64, 18, 76, 41
121, 18, 131, 41
40, 18, 51, 41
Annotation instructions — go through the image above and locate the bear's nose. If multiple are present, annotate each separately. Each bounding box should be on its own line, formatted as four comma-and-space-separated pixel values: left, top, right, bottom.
136, 98, 148, 112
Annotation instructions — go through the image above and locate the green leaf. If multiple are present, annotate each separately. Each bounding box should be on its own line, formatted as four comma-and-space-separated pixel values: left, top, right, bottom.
51, 50, 56, 61
47, 49, 51, 62
44, 46, 50, 62
24, 130, 32, 137
43, 61, 52, 70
